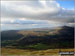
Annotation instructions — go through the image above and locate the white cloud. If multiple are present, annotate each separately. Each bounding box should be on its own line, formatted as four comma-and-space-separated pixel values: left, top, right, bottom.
1, 0, 75, 25
1, 0, 61, 17
66, 23, 75, 27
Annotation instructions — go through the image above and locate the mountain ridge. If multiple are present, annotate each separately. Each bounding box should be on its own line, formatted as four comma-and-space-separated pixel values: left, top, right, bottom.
1, 26, 74, 49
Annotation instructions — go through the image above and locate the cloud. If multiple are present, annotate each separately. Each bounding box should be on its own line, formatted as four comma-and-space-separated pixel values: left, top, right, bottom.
2, 20, 47, 24
66, 23, 75, 27
1, 18, 61, 25
1, 0, 75, 24
1, 1, 60, 17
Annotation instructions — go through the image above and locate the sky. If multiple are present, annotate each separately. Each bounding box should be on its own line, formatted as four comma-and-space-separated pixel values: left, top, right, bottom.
57, 0, 74, 10
1, 0, 75, 30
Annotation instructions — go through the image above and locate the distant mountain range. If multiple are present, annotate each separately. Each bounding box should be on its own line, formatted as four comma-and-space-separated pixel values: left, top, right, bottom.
1, 26, 74, 49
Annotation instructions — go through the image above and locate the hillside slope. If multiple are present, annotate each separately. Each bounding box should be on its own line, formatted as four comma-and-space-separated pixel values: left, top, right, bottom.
1, 26, 74, 49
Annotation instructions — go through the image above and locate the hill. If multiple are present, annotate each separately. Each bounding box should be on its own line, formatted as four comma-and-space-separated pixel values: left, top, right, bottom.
1, 26, 74, 49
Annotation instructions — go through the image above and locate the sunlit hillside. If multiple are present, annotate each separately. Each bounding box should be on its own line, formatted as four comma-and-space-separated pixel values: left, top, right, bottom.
1, 26, 74, 55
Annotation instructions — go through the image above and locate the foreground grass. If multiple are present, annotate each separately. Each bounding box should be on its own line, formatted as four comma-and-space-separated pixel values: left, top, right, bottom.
1, 48, 74, 55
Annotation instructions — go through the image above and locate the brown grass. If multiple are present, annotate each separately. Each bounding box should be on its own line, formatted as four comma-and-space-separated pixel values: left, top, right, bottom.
1, 48, 75, 55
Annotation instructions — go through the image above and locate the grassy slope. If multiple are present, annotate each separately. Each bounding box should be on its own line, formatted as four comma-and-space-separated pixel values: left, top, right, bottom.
1, 48, 74, 55
1, 26, 74, 55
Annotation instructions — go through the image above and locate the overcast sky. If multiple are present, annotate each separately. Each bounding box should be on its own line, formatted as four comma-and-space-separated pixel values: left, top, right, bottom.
1, 0, 75, 30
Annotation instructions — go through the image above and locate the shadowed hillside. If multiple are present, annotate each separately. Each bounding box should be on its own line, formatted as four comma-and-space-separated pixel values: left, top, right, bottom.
1, 26, 74, 49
